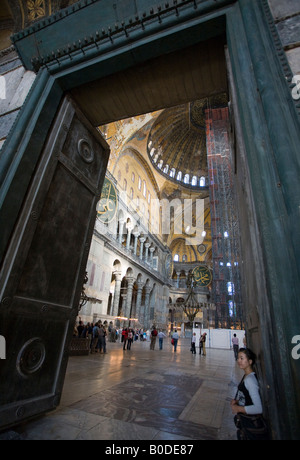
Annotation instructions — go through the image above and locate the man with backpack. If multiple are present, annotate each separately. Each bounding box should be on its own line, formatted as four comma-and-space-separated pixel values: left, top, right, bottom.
150, 327, 158, 350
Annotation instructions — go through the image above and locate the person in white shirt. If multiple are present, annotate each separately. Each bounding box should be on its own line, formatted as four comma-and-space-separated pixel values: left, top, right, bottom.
230, 348, 269, 440
158, 330, 166, 350
191, 332, 196, 354
232, 333, 239, 360
231, 348, 263, 416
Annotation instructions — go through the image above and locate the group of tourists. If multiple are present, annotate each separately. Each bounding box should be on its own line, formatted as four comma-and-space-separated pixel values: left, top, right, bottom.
73, 319, 118, 353
190, 332, 207, 355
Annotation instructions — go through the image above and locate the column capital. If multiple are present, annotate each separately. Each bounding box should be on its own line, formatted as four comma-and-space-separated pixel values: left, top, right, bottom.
113, 270, 122, 281
144, 284, 152, 294
137, 278, 144, 288
126, 275, 135, 285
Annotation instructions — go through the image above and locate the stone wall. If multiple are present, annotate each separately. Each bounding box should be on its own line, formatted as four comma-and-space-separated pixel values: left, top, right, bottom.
0, 48, 35, 150
268, 0, 300, 75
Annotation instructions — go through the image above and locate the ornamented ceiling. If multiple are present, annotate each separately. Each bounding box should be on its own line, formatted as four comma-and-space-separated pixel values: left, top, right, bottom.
0, 0, 79, 32
147, 94, 228, 189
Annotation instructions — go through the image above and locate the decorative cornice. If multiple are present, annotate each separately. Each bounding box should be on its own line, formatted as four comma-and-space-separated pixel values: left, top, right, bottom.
11, 0, 208, 40
11, 0, 232, 72
261, 0, 300, 118
0, 45, 16, 59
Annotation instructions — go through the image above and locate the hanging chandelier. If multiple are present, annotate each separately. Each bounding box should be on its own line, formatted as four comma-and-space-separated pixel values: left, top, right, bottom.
181, 273, 207, 323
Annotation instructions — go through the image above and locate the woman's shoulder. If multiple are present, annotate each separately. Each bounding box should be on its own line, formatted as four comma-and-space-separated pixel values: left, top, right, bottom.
245, 372, 259, 387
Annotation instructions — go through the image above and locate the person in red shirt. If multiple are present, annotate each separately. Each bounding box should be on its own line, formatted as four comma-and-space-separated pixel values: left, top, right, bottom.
150, 327, 158, 350
122, 328, 128, 350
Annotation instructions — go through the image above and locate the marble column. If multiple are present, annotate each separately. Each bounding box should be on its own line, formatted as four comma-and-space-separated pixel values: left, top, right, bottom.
112, 270, 122, 316
149, 246, 155, 266
118, 219, 125, 244
126, 222, 133, 250
133, 231, 140, 255
135, 279, 143, 322
144, 242, 150, 263
124, 276, 134, 320
139, 237, 145, 260
143, 284, 151, 328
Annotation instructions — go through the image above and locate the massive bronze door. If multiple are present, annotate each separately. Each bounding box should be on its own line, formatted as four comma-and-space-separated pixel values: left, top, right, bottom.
0, 96, 109, 428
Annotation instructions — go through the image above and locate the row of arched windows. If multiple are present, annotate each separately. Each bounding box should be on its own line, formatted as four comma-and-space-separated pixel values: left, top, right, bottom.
122, 178, 151, 204
173, 254, 188, 262
149, 146, 207, 187
118, 169, 152, 205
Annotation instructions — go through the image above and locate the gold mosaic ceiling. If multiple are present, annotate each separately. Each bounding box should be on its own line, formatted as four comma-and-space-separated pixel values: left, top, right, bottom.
0, 0, 79, 32
147, 94, 228, 188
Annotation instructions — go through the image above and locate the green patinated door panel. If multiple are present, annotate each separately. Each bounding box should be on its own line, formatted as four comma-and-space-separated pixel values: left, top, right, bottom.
0, 95, 109, 429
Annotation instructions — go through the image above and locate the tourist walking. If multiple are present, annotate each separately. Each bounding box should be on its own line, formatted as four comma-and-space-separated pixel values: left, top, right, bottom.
232, 333, 239, 360
127, 329, 133, 350
122, 328, 129, 350
91, 322, 100, 353
150, 327, 158, 350
172, 329, 179, 352
158, 330, 166, 350
191, 332, 196, 354
97, 324, 107, 353
202, 332, 207, 356
199, 334, 204, 355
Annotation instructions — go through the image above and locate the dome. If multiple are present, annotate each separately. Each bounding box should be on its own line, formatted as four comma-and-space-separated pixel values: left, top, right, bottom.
147, 95, 227, 189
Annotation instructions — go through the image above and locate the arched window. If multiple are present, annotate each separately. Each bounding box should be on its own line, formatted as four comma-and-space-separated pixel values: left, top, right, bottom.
123, 178, 127, 191
191, 176, 197, 186
177, 171, 182, 181
200, 176, 206, 187
174, 254, 179, 262
183, 174, 189, 184
163, 164, 169, 174
170, 168, 175, 178
182, 254, 187, 262
131, 172, 135, 182
130, 187, 134, 200
143, 180, 147, 197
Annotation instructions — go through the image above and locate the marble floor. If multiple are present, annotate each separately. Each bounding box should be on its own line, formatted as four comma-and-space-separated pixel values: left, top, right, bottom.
10, 338, 243, 441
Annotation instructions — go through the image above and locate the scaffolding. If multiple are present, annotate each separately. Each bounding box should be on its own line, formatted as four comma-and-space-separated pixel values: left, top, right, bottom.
205, 107, 243, 329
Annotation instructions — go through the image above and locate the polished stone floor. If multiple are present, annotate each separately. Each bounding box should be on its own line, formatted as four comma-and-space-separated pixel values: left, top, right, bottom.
12, 338, 243, 441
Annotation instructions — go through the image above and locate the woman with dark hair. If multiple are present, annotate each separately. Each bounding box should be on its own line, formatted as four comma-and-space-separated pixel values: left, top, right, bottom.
231, 348, 269, 440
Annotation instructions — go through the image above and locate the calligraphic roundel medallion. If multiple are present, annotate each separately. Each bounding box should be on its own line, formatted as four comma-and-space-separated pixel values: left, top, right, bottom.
97, 176, 118, 223
192, 265, 212, 287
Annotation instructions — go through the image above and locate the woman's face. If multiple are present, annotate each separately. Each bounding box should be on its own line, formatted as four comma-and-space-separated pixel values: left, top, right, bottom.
237, 351, 252, 372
